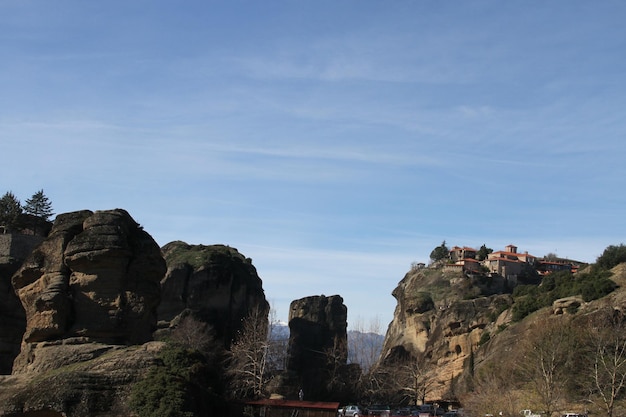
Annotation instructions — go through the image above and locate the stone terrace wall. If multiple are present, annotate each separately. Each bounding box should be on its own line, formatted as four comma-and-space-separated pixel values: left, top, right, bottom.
0, 234, 44, 264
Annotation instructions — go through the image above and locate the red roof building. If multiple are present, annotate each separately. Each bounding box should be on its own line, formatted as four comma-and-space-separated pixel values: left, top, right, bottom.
243, 399, 340, 417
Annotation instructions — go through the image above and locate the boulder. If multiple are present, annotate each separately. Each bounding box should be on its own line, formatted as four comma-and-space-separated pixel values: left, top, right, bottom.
553, 296, 584, 314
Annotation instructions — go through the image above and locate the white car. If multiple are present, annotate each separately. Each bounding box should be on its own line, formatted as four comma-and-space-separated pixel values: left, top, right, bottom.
344, 405, 364, 417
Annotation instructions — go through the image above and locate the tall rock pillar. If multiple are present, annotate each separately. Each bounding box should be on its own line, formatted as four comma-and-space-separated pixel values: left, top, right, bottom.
286, 294, 347, 400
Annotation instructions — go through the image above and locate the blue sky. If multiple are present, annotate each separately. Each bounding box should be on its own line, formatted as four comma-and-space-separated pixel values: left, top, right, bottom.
2, 1, 625, 329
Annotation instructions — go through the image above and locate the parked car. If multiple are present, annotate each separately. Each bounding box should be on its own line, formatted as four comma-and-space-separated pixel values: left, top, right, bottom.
417, 404, 436, 417
343, 405, 364, 417
367, 405, 391, 417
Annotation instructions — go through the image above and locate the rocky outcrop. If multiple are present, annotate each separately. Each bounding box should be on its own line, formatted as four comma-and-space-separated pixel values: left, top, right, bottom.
158, 241, 269, 347
11, 209, 165, 374
0, 341, 165, 416
286, 295, 348, 400
381, 268, 513, 400
0, 234, 45, 374
0, 263, 26, 375
553, 296, 584, 315
0, 209, 167, 416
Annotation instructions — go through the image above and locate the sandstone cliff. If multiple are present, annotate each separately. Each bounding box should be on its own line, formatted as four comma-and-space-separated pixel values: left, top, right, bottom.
0, 209, 167, 416
381, 262, 626, 406
0, 234, 45, 374
285, 294, 348, 401
0, 262, 26, 375
157, 241, 269, 347
381, 267, 513, 400
0, 212, 274, 416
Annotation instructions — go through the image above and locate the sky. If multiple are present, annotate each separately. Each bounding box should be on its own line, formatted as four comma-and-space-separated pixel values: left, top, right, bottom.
2, 1, 625, 330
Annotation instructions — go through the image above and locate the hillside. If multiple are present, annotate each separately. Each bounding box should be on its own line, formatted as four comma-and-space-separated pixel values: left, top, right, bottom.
378, 255, 626, 416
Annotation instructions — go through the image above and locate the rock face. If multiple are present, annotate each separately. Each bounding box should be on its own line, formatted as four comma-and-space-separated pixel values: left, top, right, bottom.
11, 209, 165, 374
381, 268, 513, 400
286, 295, 348, 400
0, 341, 165, 416
0, 234, 45, 374
158, 241, 269, 347
0, 263, 26, 375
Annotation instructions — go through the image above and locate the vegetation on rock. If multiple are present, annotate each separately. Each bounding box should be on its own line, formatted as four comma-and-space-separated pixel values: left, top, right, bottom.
0, 191, 23, 232
512, 268, 617, 321
596, 244, 626, 271
429, 240, 449, 263
130, 342, 223, 417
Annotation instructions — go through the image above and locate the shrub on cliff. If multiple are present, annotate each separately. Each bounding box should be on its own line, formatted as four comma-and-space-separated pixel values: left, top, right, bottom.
595, 243, 626, 271
130, 344, 222, 417
512, 269, 617, 321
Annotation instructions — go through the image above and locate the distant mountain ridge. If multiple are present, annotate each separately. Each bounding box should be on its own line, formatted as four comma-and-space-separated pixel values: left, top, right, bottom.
271, 321, 384, 370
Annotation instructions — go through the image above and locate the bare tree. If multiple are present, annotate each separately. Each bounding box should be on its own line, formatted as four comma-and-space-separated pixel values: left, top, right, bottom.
361, 348, 433, 406
349, 316, 384, 373
395, 353, 434, 406
266, 304, 288, 374
359, 362, 397, 404
585, 309, 626, 417
171, 314, 215, 353
324, 335, 349, 394
517, 319, 576, 416
462, 363, 521, 417
225, 305, 270, 399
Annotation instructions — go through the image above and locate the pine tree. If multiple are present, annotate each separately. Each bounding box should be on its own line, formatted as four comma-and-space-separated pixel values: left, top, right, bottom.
429, 240, 449, 263
0, 191, 23, 233
23, 189, 54, 221
23, 189, 54, 235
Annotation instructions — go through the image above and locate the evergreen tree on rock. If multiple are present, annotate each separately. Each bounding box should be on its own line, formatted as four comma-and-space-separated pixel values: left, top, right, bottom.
23, 189, 54, 235
23, 189, 54, 221
0, 191, 23, 233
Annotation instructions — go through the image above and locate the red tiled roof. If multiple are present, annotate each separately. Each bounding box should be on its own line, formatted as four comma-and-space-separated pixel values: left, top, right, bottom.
245, 399, 340, 411
489, 257, 523, 263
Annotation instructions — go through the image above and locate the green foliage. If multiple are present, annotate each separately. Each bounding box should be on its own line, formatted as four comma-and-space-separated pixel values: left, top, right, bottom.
488, 301, 510, 322
512, 270, 617, 321
512, 295, 542, 321
129, 344, 214, 417
23, 189, 54, 221
164, 241, 249, 270
429, 240, 449, 263
476, 244, 493, 261
410, 291, 435, 313
595, 244, 626, 271
131, 368, 193, 417
0, 191, 23, 232
478, 332, 491, 346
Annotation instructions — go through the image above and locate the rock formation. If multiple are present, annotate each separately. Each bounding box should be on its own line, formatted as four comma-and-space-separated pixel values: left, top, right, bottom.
0, 234, 46, 374
10, 209, 165, 374
0, 264, 26, 375
158, 241, 269, 347
0, 341, 166, 416
286, 294, 348, 400
0, 209, 166, 416
380, 267, 513, 400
